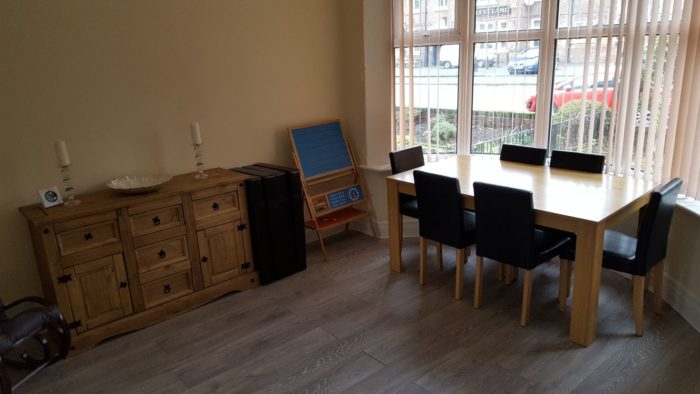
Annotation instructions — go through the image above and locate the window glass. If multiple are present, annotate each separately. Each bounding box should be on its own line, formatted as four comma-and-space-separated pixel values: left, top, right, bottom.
475, 0, 542, 33
395, 44, 460, 154
557, 0, 623, 28
406, 0, 456, 32
470, 41, 539, 154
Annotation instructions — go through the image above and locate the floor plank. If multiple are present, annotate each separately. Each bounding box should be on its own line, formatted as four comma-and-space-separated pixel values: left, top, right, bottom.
16, 232, 700, 393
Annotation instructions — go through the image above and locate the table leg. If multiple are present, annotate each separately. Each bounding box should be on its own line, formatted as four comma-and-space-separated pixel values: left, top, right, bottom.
388, 178, 402, 273
570, 221, 605, 346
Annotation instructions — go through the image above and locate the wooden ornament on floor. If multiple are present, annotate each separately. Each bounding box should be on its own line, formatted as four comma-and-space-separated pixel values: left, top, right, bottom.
288, 119, 378, 260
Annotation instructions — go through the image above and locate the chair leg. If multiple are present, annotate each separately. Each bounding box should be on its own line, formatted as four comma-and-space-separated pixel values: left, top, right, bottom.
653, 261, 665, 314
505, 265, 516, 285
436, 242, 443, 271
520, 269, 533, 327
419, 237, 427, 285
455, 248, 465, 300
633, 275, 645, 336
474, 256, 484, 308
497, 263, 504, 282
559, 259, 571, 312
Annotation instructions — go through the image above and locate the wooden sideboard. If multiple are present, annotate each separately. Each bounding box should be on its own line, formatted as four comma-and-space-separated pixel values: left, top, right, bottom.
19, 168, 259, 354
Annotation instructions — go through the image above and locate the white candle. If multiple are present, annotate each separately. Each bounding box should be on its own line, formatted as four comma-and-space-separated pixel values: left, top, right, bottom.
54, 140, 71, 167
190, 122, 202, 145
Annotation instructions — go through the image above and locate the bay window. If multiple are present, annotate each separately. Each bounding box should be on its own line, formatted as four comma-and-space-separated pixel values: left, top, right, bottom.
392, 0, 697, 192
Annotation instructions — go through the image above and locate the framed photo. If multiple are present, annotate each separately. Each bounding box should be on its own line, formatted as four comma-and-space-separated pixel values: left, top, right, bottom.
38, 187, 64, 208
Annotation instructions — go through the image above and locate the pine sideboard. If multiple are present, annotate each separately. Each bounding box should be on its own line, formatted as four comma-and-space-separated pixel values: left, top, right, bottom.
19, 168, 258, 354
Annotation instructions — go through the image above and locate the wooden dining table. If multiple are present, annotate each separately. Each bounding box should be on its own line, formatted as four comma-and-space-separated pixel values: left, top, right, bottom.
386, 155, 658, 346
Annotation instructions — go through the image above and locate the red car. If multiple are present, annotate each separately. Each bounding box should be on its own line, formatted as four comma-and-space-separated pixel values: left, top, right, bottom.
526, 78, 616, 112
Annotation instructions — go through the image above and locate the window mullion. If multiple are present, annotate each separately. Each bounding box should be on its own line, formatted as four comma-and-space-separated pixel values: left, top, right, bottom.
458, 0, 474, 155
533, 0, 557, 150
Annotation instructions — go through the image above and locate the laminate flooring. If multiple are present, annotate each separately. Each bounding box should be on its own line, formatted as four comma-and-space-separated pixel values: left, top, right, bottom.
18, 232, 700, 393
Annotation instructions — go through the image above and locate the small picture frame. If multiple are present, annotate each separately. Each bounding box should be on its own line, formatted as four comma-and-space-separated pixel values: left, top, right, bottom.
38, 187, 64, 208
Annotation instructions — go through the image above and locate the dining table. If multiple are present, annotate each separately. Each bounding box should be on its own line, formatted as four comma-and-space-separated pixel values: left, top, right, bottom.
386, 154, 658, 346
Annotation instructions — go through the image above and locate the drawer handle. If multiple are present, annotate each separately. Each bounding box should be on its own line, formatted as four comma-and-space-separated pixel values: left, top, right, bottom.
84, 232, 93, 241
158, 249, 166, 259
153, 216, 161, 226
212, 202, 220, 211
163, 284, 171, 294
119, 281, 128, 288
201, 256, 209, 263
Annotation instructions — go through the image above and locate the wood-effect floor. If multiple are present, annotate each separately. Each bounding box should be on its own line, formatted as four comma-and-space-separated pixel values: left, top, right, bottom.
19, 232, 700, 393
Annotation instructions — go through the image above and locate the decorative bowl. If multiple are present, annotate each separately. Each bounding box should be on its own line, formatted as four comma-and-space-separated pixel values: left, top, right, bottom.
106, 174, 173, 194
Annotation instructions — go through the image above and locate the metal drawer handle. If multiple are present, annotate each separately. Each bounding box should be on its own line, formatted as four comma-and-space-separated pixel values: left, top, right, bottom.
163, 284, 171, 294
212, 202, 220, 211
84, 232, 93, 241
158, 249, 166, 259
153, 216, 161, 226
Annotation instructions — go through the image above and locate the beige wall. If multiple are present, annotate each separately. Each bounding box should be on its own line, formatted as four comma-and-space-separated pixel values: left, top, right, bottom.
0, 0, 347, 300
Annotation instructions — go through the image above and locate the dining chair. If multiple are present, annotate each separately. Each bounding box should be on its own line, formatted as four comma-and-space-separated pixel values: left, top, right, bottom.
390, 146, 445, 266
472, 182, 571, 326
559, 178, 682, 336
550, 150, 606, 173
499, 144, 547, 165
414, 170, 476, 300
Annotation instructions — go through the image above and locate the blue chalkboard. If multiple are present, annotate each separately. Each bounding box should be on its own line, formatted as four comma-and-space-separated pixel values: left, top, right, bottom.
291, 121, 353, 179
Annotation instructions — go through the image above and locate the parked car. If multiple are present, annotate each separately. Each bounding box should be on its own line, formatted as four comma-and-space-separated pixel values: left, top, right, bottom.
526, 78, 616, 112
474, 48, 497, 69
507, 48, 540, 75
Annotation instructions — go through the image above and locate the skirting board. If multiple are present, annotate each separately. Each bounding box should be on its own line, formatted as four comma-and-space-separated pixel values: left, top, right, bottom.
350, 219, 700, 334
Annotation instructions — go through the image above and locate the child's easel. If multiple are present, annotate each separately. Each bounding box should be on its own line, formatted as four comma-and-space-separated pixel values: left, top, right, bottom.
288, 119, 378, 260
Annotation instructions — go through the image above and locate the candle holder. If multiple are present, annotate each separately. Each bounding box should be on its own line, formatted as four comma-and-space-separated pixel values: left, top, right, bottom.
60, 165, 81, 207
193, 143, 208, 179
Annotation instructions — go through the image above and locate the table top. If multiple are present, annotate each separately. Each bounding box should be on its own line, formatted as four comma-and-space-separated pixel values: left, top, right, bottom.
387, 155, 658, 224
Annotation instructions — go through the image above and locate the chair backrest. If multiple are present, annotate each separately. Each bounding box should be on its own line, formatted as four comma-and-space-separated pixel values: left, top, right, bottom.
414, 170, 468, 248
500, 144, 547, 165
550, 150, 605, 173
634, 178, 682, 275
473, 182, 537, 268
390, 146, 425, 174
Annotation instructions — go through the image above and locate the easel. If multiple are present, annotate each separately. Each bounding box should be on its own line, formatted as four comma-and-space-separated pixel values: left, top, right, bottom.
288, 119, 379, 260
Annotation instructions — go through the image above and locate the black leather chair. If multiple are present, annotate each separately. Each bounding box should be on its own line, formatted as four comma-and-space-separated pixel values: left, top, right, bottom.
550, 150, 606, 173
414, 170, 476, 300
559, 178, 682, 336
500, 144, 547, 165
472, 182, 571, 326
390, 146, 444, 264
0, 297, 71, 393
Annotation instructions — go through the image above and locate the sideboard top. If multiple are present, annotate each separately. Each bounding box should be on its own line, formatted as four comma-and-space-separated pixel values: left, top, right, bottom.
19, 168, 250, 226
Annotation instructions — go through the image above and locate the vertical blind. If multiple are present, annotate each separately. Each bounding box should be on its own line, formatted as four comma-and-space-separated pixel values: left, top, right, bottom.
392, 0, 700, 198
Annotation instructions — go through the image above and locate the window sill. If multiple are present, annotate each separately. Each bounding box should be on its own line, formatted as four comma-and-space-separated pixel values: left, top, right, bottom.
677, 196, 700, 218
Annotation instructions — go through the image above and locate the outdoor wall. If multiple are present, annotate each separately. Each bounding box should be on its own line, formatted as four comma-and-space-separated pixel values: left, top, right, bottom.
0, 0, 345, 301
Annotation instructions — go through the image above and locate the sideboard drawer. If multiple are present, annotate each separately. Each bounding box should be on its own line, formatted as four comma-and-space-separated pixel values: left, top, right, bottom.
141, 270, 194, 309
130, 205, 185, 238
193, 192, 240, 229
135, 236, 190, 276
56, 220, 120, 256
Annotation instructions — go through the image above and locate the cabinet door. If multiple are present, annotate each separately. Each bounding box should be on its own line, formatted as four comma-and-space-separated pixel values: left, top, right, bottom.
64, 254, 133, 333
197, 220, 247, 287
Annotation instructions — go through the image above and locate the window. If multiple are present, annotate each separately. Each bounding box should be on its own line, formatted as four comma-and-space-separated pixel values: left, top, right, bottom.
414, 0, 420, 11
393, 0, 691, 183
438, 0, 448, 9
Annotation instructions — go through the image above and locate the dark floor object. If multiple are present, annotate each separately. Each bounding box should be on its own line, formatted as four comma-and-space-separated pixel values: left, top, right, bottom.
231, 164, 306, 285
0, 297, 71, 393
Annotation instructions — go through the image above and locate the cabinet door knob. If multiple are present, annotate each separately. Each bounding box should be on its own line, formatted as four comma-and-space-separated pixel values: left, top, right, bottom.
153, 216, 161, 226
212, 202, 220, 211
201, 256, 209, 263
158, 249, 166, 259
119, 281, 128, 288
84, 232, 93, 241
163, 284, 171, 294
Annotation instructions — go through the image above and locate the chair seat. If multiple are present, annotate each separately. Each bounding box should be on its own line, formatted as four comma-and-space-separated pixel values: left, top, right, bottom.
560, 230, 638, 275
534, 229, 571, 265
399, 195, 419, 219
0, 305, 62, 354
